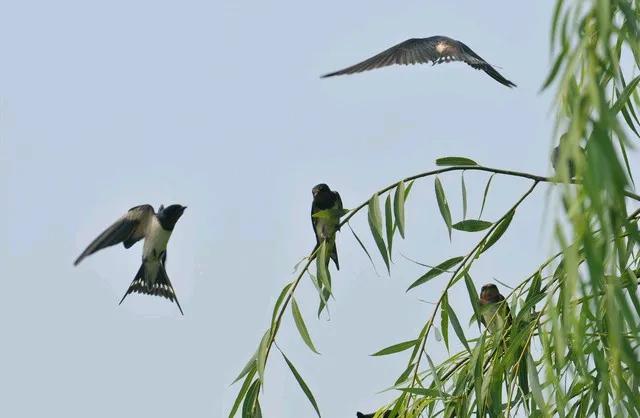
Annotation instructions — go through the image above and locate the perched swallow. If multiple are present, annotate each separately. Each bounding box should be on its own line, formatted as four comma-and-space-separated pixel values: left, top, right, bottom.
551, 137, 582, 179
322, 36, 516, 87
357, 411, 393, 418
74, 204, 187, 314
311, 184, 343, 270
479, 283, 512, 333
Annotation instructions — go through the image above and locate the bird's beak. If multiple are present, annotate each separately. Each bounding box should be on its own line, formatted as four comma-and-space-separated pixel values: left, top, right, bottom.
182, 206, 188, 211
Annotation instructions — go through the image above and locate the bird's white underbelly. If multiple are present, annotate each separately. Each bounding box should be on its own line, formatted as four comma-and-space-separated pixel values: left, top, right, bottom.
142, 218, 172, 261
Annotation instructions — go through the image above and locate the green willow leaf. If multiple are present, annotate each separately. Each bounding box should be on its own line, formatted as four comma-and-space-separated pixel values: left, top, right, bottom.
394, 363, 415, 386
464, 273, 482, 329
347, 223, 378, 274
426, 354, 443, 392
398, 387, 441, 397
394, 181, 406, 238
479, 174, 495, 219
404, 180, 415, 200
452, 219, 493, 232
316, 241, 332, 294
613, 75, 640, 114
281, 351, 321, 417
291, 298, 320, 354
311, 208, 350, 219
434, 177, 452, 239
242, 379, 261, 418
256, 329, 271, 384
371, 339, 418, 356
527, 353, 546, 411
271, 283, 292, 328
435, 157, 478, 166
368, 193, 390, 273
481, 210, 515, 253
446, 301, 470, 353
385, 194, 394, 260
406, 256, 464, 291
232, 351, 257, 385
541, 47, 568, 90
461, 173, 468, 220
229, 368, 257, 418
441, 294, 450, 351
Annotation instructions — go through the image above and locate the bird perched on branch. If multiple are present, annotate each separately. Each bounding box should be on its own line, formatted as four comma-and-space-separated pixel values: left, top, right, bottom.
479, 283, 512, 333
74, 204, 187, 314
311, 183, 343, 270
551, 134, 583, 179
322, 36, 516, 88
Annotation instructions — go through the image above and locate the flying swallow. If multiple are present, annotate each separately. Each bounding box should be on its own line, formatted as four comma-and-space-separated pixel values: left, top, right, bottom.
74, 204, 187, 314
311, 183, 343, 270
479, 283, 512, 333
322, 36, 516, 87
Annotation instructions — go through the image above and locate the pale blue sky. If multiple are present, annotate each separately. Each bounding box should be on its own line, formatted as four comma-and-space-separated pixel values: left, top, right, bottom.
0, 1, 587, 417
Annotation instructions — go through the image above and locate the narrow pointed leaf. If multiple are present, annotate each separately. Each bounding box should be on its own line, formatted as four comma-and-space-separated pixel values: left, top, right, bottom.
463, 273, 482, 329
426, 354, 443, 392
479, 174, 495, 219
404, 180, 415, 200
612, 75, 640, 114
435, 157, 478, 166
441, 293, 450, 351
281, 352, 321, 417
256, 329, 271, 383
242, 379, 261, 418
271, 283, 292, 328
347, 223, 378, 274
398, 388, 442, 397
394, 181, 406, 238
446, 302, 470, 352
461, 173, 468, 220
407, 256, 464, 291
527, 353, 546, 411
385, 194, 394, 260
435, 177, 452, 239
368, 193, 390, 273
371, 339, 418, 356
452, 219, 493, 232
316, 242, 332, 294
232, 351, 257, 385
229, 368, 257, 418
292, 298, 320, 354
481, 210, 515, 253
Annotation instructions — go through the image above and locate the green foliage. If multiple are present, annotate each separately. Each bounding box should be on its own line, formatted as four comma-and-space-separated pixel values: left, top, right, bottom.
228, 1, 640, 416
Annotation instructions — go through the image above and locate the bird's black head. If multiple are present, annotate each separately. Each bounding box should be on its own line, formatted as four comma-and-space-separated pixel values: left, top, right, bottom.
157, 204, 187, 230
480, 283, 500, 301
312, 183, 331, 198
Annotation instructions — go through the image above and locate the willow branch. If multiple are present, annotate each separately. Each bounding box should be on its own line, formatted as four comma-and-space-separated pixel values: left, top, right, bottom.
406, 180, 540, 403
339, 165, 640, 228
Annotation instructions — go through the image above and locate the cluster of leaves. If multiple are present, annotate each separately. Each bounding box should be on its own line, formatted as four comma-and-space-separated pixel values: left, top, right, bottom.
228, 1, 640, 417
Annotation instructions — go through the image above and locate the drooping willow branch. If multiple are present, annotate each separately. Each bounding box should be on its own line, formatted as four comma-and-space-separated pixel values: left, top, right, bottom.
230, 163, 640, 417
405, 180, 540, 405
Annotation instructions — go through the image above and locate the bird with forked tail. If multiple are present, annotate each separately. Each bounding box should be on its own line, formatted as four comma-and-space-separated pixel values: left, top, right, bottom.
74, 204, 187, 315
322, 36, 516, 88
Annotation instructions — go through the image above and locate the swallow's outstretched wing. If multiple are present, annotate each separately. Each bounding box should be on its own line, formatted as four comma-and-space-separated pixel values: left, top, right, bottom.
322, 36, 516, 88
74, 204, 155, 266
